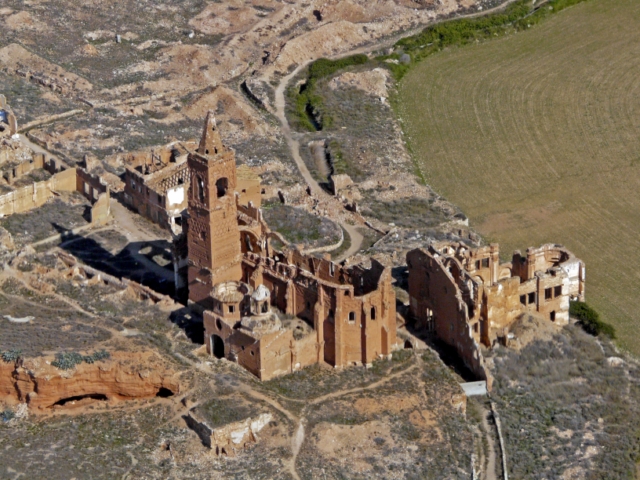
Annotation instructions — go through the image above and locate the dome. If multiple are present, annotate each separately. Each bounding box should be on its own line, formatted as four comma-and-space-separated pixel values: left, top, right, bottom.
251, 284, 270, 302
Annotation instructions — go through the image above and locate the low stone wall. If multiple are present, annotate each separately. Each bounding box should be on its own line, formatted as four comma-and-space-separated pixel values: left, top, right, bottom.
185, 411, 272, 456
0, 167, 111, 225
2, 153, 45, 184
0, 167, 77, 216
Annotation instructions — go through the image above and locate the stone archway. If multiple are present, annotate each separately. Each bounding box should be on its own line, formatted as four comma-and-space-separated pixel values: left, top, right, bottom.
211, 334, 225, 359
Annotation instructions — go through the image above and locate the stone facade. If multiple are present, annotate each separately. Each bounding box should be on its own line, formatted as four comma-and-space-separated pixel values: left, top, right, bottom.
407, 242, 585, 388
185, 410, 272, 456
122, 141, 195, 231
179, 114, 399, 380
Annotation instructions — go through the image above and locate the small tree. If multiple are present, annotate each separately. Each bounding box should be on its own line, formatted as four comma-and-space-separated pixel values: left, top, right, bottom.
570, 302, 616, 339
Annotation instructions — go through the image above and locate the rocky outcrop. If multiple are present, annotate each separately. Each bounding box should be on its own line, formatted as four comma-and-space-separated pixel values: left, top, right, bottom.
0, 352, 179, 410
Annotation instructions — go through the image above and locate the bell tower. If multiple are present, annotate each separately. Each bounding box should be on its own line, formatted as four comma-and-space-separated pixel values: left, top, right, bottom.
187, 113, 242, 308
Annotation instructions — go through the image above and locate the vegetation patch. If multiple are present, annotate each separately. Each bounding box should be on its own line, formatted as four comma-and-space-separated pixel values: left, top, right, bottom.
385, 0, 590, 80
287, 54, 369, 131
51, 350, 110, 370
261, 203, 341, 249
0, 349, 22, 363
570, 301, 615, 339
360, 195, 447, 229
490, 324, 640, 478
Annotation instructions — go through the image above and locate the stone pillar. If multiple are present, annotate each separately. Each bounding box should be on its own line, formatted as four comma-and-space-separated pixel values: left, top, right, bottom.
8, 111, 17, 136
285, 280, 295, 316
334, 290, 345, 367
490, 243, 500, 285
526, 249, 536, 281
314, 286, 325, 364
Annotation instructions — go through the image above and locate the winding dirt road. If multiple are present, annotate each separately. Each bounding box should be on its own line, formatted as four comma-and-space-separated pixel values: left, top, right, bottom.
271, 0, 522, 262
273, 66, 364, 261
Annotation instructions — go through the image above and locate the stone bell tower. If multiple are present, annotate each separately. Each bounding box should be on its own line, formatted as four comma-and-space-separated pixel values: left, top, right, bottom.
187, 113, 242, 308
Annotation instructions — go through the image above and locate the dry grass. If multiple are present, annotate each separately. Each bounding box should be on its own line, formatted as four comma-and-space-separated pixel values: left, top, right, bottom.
397, 0, 640, 354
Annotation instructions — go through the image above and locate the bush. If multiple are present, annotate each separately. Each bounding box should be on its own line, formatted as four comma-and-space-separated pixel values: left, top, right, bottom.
570, 301, 615, 338
0, 350, 22, 363
1, 408, 15, 422
51, 349, 111, 370
384, 0, 590, 79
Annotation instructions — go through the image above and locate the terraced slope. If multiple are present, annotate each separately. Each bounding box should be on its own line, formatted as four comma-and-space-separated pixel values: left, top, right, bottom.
398, 0, 640, 353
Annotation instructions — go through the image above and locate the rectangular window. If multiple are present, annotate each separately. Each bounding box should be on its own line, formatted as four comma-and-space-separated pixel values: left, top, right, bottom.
475, 260, 481, 270
228, 305, 235, 313
482, 258, 490, 268
520, 295, 527, 306
528, 292, 536, 305
545, 288, 553, 301
348, 312, 356, 323
554, 285, 562, 297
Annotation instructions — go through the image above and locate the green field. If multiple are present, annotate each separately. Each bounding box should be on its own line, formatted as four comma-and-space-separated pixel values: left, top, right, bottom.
398, 0, 640, 354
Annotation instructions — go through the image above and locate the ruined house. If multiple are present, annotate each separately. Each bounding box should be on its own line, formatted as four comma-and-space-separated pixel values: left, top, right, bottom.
176, 113, 398, 380
122, 141, 196, 232
185, 410, 272, 456
407, 242, 585, 386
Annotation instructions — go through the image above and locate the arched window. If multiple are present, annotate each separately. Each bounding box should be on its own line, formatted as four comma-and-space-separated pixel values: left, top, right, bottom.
216, 178, 228, 198
197, 177, 205, 203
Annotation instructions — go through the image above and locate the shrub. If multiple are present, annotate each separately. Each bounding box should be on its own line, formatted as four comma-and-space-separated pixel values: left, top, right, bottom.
1, 408, 15, 422
0, 350, 22, 363
51, 349, 111, 370
569, 301, 615, 338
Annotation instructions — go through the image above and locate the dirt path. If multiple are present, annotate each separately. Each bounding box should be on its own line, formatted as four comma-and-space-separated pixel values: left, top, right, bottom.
481, 406, 499, 480
272, 0, 521, 262
15, 134, 62, 163
274, 66, 365, 261
309, 361, 419, 406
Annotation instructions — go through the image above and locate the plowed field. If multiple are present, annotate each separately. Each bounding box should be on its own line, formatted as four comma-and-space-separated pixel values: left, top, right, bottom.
398, 0, 640, 353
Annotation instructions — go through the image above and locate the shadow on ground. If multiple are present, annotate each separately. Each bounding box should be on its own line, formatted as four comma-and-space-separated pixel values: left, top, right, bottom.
52, 223, 176, 297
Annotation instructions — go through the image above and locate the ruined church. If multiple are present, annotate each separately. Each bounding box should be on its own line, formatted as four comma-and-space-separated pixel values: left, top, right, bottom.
177, 114, 398, 380
407, 241, 585, 385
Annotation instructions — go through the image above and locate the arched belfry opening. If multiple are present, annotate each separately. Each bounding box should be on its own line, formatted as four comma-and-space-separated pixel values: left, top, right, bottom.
216, 177, 228, 198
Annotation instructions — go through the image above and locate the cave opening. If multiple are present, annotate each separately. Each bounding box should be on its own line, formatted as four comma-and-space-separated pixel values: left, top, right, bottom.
52, 393, 108, 407
156, 387, 175, 398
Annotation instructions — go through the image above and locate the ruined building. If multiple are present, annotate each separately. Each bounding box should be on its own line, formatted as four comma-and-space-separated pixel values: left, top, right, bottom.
407, 242, 585, 385
122, 141, 195, 232
0, 95, 18, 138
176, 114, 398, 380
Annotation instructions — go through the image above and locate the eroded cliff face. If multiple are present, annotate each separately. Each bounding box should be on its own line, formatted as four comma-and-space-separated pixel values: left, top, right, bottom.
0, 352, 179, 410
